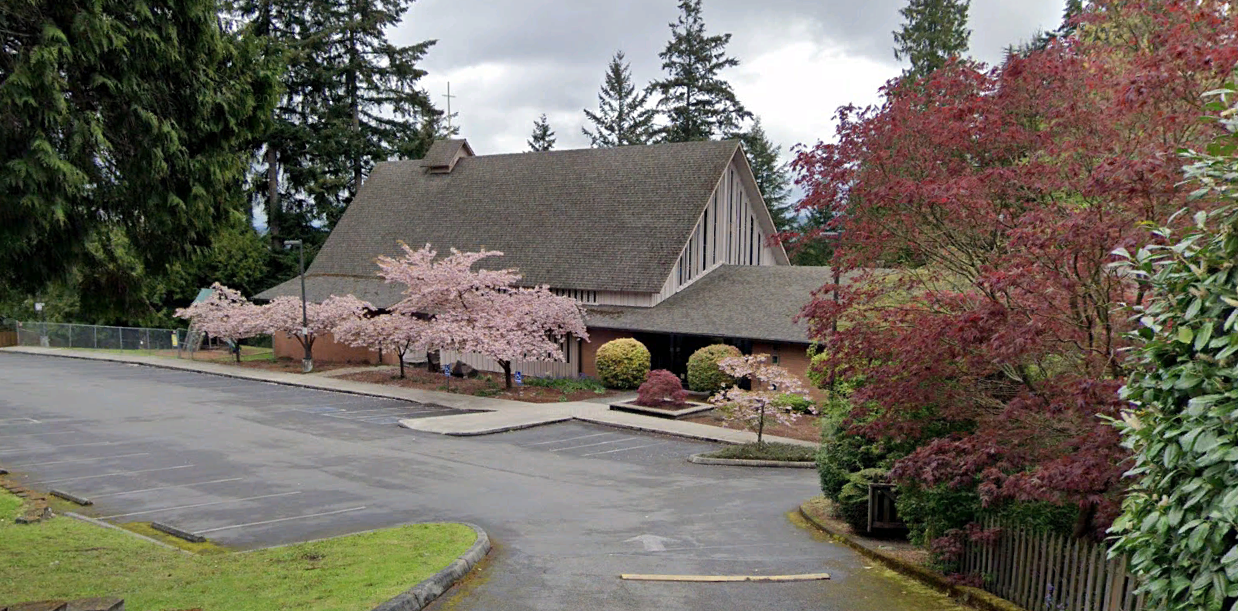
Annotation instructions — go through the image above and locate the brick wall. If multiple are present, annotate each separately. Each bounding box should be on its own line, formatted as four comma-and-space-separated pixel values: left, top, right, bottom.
579, 328, 630, 378
272, 332, 400, 365
752, 341, 824, 400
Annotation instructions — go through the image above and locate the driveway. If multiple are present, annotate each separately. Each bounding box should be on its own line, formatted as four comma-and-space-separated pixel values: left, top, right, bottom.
0, 353, 961, 611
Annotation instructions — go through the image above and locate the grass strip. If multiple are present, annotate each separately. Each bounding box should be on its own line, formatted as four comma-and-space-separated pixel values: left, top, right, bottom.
0, 491, 475, 611
700, 442, 816, 462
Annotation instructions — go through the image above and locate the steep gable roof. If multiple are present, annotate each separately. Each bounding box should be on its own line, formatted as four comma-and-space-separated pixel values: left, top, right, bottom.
269, 139, 743, 296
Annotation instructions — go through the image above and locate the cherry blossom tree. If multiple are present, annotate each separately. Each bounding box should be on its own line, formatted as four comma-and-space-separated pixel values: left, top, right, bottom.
331, 298, 428, 379
376, 243, 589, 389
710, 354, 812, 445
253, 294, 368, 372
174, 283, 263, 362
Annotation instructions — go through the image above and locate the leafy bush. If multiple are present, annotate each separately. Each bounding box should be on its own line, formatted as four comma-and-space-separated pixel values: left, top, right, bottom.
701, 442, 815, 462
595, 338, 650, 389
806, 351, 831, 389
771, 393, 814, 415
835, 468, 889, 533
894, 483, 982, 546
1109, 94, 1238, 611
816, 396, 905, 502
634, 369, 687, 407
686, 344, 740, 392
523, 375, 607, 394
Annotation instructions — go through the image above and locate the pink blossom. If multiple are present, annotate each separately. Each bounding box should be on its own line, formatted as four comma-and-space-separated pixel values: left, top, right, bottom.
710, 354, 813, 444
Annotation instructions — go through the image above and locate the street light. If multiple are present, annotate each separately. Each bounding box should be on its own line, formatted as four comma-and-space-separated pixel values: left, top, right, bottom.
283, 240, 311, 373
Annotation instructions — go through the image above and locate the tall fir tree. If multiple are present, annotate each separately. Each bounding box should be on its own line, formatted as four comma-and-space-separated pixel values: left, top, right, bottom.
647, 0, 751, 142
582, 51, 657, 147
528, 114, 557, 151
312, 0, 442, 227
737, 118, 793, 232
892, 0, 971, 82
0, 0, 279, 317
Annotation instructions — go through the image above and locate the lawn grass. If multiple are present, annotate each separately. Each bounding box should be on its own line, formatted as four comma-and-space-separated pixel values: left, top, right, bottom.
0, 491, 475, 611
701, 441, 817, 462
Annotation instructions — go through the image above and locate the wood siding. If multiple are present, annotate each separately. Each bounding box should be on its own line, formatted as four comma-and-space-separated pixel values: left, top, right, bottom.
440, 334, 583, 379
656, 154, 787, 306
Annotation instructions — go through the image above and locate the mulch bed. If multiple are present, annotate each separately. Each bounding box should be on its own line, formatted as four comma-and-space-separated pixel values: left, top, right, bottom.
339, 369, 619, 404
683, 410, 822, 443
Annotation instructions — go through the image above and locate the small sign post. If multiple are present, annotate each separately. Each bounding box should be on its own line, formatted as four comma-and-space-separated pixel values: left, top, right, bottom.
514, 371, 523, 387
34, 302, 47, 347
443, 363, 452, 391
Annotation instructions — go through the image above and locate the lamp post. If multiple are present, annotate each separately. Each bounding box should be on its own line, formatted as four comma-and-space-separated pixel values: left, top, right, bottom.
284, 240, 312, 373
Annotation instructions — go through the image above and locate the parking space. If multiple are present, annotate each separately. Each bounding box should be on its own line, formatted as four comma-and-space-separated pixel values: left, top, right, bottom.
0, 363, 470, 549
485, 421, 719, 464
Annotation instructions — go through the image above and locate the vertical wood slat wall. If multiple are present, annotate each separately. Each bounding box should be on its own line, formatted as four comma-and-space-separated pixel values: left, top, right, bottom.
960, 519, 1145, 611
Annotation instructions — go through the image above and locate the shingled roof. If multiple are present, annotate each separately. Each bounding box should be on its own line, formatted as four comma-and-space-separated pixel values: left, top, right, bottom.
258, 139, 744, 301
585, 265, 852, 344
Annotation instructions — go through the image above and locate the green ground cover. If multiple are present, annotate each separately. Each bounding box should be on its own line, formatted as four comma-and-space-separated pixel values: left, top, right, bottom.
0, 491, 475, 611
702, 442, 817, 462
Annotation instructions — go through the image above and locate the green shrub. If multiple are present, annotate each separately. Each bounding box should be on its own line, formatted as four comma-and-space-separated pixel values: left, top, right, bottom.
771, 393, 815, 415
595, 338, 650, 389
816, 396, 904, 502
701, 442, 816, 462
806, 351, 831, 389
835, 468, 889, 532
686, 344, 741, 392
523, 376, 607, 393
894, 483, 982, 546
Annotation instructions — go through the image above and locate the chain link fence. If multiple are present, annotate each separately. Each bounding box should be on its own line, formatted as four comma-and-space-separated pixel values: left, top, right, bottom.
16, 321, 188, 352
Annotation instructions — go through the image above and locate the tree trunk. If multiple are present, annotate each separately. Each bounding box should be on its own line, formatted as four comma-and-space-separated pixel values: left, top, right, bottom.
398, 352, 406, 378
501, 360, 512, 390
266, 145, 279, 245
756, 403, 765, 445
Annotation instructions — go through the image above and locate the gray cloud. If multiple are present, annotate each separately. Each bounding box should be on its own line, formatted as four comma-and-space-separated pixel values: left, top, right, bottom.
392, 0, 1067, 157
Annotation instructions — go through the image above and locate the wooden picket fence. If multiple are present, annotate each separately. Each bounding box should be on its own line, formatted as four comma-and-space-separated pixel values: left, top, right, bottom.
0, 330, 15, 348
960, 519, 1145, 611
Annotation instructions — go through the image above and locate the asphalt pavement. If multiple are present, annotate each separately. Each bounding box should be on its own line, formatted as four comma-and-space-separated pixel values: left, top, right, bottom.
0, 352, 962, 611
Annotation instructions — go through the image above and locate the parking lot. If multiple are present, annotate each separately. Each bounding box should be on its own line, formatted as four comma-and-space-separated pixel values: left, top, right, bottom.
0, 359, 470, 548
0, 352, 967, 611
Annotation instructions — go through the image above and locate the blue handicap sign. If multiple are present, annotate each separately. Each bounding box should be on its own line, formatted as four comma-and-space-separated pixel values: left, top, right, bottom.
443, 363, 452, 377
514, 371, 523, 386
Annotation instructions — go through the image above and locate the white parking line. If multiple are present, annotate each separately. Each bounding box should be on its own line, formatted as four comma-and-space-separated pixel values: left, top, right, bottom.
551, 437, 638, 452
580, 442, 666, 456
525, 433, 612, 446
0, 440, 142, 455
0, 417, 40, 426
34, 465, 196, 485
98, 491, 302, 519
195, 506, 368, 534
91, 477, 245, 499
0, 430, 79, 440
8, 452, 150, 468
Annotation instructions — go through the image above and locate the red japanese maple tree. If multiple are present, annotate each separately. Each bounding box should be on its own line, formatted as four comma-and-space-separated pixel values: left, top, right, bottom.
792, 0, 1238, 535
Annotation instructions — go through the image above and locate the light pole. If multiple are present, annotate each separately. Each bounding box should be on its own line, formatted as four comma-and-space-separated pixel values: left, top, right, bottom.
284, 240, 312, 373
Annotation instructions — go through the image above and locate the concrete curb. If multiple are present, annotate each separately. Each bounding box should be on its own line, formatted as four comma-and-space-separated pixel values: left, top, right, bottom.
437, 418, 573, 436
0, 347, 497, 413
62, 512, 191, 554
797, 503, 1024, 611
687, 453, 815, 468
371, 523, 491, 611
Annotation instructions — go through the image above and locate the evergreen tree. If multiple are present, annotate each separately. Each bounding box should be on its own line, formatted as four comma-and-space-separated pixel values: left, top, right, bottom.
648, 0, 751, 142
528, 114, 557, 151
892, 0, 971, 82
582, 51, 657, 147
737, 118, 793, 231
1009, 0, 1085, 58
310, 0, 442, 227
0, 0, 279, 313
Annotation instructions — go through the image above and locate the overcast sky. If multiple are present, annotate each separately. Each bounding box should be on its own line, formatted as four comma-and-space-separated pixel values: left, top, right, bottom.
392, 0, 1067, 162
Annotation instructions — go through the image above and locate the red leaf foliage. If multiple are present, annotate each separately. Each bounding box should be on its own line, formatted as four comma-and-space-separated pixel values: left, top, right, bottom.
792, 0, 1238, 533
634, 369, 689, 408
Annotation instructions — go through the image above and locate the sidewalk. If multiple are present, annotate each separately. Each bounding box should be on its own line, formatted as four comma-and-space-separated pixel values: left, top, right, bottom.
3, 346, 816, 448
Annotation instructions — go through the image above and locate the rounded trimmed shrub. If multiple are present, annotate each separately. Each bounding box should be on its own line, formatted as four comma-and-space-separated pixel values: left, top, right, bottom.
634, 369, 687, 407
772, 393, 815, 415
686, 344, 741, 392
595, 338, 650, 389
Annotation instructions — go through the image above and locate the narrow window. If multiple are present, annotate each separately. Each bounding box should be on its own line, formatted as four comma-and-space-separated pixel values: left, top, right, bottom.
749, 220, 754, 264
712, 194, 718, 262
702, 210, 708, 268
